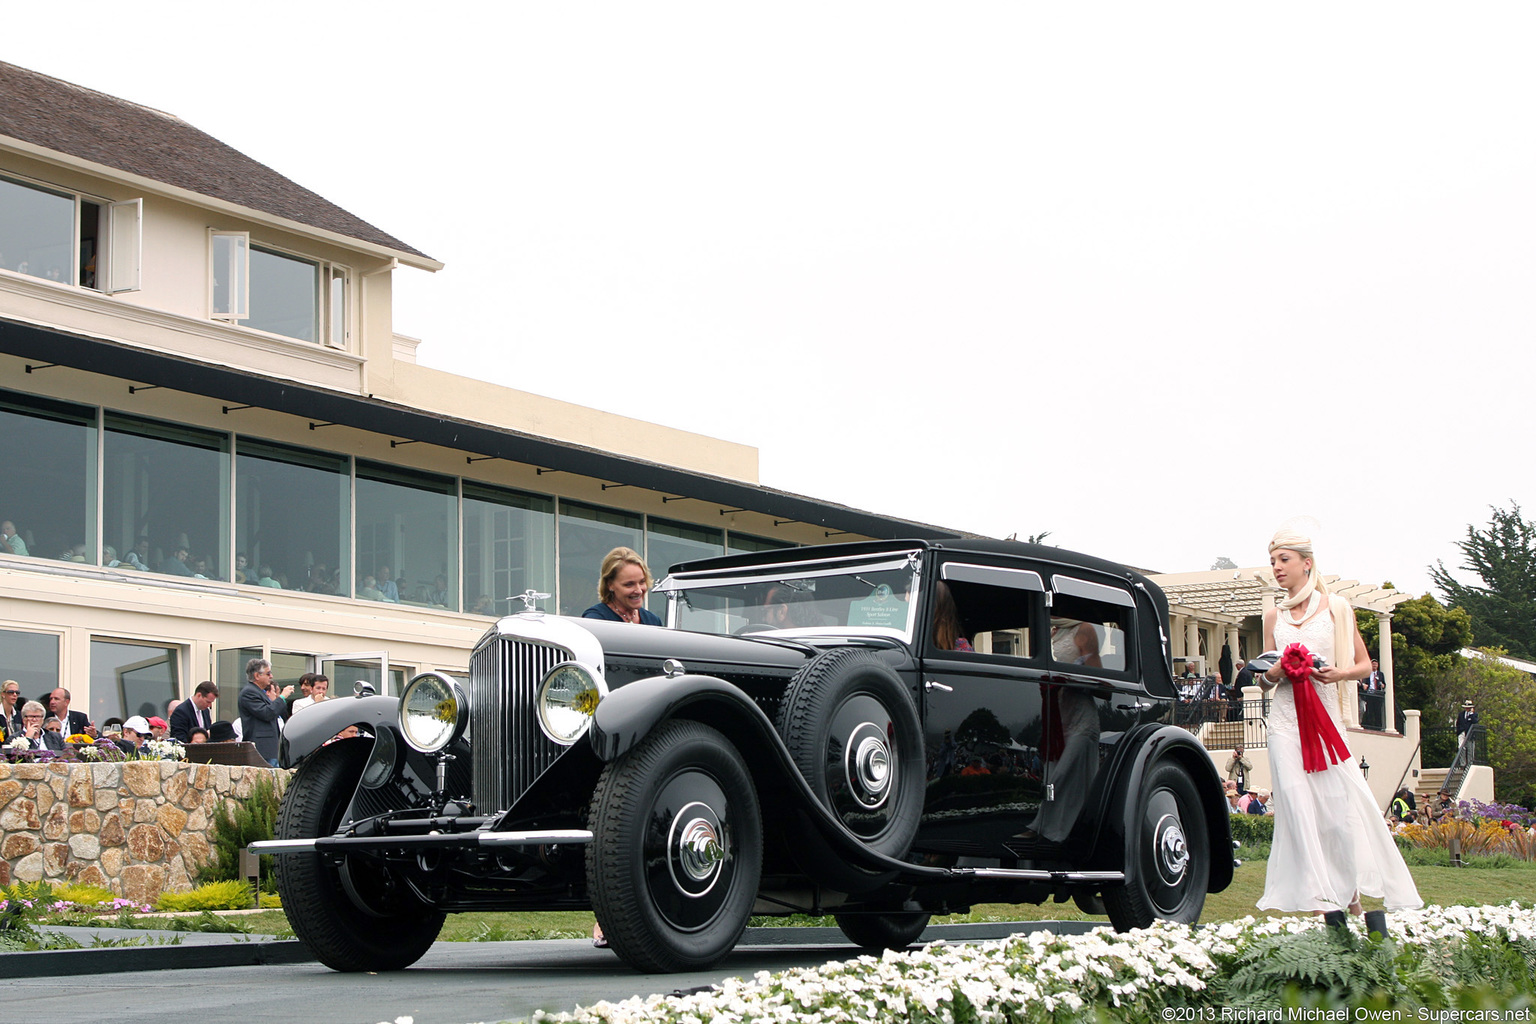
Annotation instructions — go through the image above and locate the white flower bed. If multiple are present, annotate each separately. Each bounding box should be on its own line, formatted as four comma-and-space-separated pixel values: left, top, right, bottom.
530, 904, 1535, 1024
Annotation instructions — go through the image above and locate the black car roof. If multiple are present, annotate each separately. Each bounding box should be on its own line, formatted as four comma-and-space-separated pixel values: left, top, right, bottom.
669, 538, 1159, 593
667, 538, 1177, 700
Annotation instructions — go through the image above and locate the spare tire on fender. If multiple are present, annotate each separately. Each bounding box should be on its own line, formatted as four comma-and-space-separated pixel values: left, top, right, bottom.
773, 647, 925, 893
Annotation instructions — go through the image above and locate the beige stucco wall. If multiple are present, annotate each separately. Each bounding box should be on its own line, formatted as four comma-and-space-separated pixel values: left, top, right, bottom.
376, 362, 759, 483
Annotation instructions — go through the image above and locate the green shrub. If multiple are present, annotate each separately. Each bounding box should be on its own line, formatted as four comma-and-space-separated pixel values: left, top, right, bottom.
1228, 813, 1275, 846
168, 911, 252, 933
52, 883, 117, 907
156, 880, 257, 912
196, 772, 284, 892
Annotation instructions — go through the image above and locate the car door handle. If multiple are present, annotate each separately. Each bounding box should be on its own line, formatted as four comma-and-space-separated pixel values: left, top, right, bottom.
924, 680, 953, 692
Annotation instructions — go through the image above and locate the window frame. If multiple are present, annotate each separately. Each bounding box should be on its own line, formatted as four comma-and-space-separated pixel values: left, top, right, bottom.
0, 172, 140, 292
1046, 574, 1138, 680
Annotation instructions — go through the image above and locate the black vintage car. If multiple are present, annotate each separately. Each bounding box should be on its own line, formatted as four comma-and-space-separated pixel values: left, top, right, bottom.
254, 539, 1232, 973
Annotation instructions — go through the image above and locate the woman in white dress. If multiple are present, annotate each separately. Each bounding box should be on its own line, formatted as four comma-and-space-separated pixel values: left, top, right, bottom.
1257, 529, 1421, 930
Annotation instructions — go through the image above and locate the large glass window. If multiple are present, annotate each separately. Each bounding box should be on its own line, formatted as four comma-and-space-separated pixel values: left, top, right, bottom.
0, 175, 74, 283
0, 629, 61, 705
557, 501, 643, 616
646, 518, 724, 614
0, 389, 96, 565
727, 532, 785, 556
103, 414, 231, 581
463, 484, 554, 616
236, 439, 349, 594
90, 638, 179, 727
355, 462, 457, 610
247, 246, 319, 342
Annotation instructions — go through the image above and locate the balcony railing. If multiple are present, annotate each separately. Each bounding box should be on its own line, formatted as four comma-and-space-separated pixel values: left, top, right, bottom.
1165, 696, 1269, 750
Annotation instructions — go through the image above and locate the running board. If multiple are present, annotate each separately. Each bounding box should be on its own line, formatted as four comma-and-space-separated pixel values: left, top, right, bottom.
955, 868, 1125, 884
250, 829, 593, 855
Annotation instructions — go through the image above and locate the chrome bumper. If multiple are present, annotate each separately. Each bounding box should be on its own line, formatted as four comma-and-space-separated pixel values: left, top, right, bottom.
249, 829, 593, 855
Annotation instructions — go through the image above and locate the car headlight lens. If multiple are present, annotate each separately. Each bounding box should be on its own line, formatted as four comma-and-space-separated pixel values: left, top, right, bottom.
536, 661, 606, 745
399, 672, 469, 753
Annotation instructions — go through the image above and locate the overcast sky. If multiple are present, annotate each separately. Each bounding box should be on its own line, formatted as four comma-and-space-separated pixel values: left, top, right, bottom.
7, 3, 1532, 597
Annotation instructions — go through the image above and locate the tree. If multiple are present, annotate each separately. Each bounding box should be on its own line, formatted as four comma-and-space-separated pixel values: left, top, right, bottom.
1356, 593, 1472, 720
1210, 556, 1237, 570
1429, 650, 1536, 809
1429, 502, 1536, 660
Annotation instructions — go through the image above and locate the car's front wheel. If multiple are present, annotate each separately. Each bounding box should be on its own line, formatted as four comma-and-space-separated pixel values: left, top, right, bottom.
586, 719, 763, 972
1102, 759, 1209, 930
274, 739, 445, 971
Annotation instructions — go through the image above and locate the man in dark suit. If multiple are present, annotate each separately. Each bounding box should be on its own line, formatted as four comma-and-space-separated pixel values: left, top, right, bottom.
170, 681, 220, 742
1456, 700, 1479, 746
12, 701, 63, 750
238, 659, 285, 766
48, 688, 92, 737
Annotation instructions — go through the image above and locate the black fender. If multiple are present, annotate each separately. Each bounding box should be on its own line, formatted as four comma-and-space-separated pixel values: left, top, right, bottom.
279, 695, 401, 768
589, 673, 949, 885
1093, 723, 1233, 893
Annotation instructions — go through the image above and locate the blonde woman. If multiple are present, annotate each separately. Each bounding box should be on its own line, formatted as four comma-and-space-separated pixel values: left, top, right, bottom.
1257, 528, 1420, 932
581, 547, 662, 626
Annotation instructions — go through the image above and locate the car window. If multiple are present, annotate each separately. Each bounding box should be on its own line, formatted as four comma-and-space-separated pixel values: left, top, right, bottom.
1047, 581, 1133, 674
930, 564, 1041, 659
663, 553, 921, 640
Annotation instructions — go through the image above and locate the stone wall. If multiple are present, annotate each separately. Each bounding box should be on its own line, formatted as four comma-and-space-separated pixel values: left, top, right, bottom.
0, 760, 288, 904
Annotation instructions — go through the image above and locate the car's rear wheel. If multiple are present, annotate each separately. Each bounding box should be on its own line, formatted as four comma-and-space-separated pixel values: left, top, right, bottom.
774, 647, 925, 893
834, 910, 931, 951
274, 739, 445, 971
1102, 760, 1209, 930
586, 719, 762, 972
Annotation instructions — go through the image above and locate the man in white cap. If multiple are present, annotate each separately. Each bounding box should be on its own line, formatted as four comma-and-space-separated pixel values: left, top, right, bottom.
121, 716, 152, 752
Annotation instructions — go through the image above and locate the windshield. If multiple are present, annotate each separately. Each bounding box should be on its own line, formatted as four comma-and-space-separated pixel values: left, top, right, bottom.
661, 552, 921, 642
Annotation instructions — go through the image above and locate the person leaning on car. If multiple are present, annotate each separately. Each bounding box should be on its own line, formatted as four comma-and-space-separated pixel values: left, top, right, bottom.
581, 547, 662, 626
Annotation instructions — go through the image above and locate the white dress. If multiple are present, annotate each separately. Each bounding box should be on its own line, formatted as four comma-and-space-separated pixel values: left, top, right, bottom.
1258, 597, 1422, 913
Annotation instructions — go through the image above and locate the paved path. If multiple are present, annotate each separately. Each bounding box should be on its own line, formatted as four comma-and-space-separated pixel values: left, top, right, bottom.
1, 922, 1099, 1024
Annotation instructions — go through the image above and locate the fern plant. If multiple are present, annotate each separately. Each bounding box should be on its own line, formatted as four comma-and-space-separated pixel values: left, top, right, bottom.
1212, 925, 1447, 1010
195, 771, 285, 893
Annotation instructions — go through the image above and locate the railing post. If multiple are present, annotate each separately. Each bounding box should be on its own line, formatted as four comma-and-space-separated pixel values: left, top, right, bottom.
239, 846, 261, 908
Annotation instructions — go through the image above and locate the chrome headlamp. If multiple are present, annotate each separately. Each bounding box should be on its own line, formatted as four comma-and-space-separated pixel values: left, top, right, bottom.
398, 671, 469, 753
536, 661, 606, 745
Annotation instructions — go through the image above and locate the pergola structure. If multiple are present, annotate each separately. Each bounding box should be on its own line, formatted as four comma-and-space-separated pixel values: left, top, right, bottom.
1148, 568, 1414, 730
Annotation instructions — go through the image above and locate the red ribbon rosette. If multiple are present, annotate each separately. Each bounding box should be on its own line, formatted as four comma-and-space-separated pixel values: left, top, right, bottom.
1280, 642, 1352, 773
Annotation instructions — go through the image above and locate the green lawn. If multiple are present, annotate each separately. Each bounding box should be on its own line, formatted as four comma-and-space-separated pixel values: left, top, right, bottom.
117, 857, 1530, 940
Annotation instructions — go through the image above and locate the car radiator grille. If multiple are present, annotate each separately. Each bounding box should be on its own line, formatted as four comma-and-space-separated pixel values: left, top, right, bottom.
470, 635, 571, 813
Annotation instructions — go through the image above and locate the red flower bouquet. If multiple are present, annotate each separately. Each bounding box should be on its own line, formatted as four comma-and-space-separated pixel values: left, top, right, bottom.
1280, 642, 1352, 773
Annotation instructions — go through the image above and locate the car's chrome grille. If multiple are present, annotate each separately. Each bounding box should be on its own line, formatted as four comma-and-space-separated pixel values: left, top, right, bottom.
470, 635, 571, 813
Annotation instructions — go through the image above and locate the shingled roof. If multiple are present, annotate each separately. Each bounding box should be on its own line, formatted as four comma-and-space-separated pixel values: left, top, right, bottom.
0, 61, 433, 265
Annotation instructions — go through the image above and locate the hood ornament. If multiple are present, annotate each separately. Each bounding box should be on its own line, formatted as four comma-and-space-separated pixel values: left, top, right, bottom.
515, 589, 551, 613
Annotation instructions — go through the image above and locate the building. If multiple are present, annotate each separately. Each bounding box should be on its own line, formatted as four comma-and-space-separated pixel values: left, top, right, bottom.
0, 61, 961, 728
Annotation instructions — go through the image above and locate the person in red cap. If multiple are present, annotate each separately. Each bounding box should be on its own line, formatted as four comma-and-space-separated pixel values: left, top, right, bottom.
147, 716, 170, 740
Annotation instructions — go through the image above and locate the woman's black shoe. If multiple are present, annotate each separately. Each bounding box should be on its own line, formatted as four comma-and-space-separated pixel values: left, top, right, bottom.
1364, 910, 1388, 938
1323, 910, 1348, 928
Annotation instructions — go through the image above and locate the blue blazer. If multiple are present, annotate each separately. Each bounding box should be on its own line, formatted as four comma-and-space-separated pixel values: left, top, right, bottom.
582, 603, 662, 626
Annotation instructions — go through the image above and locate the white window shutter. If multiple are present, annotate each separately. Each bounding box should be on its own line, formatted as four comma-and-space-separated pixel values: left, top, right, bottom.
105, 199, 142, 293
